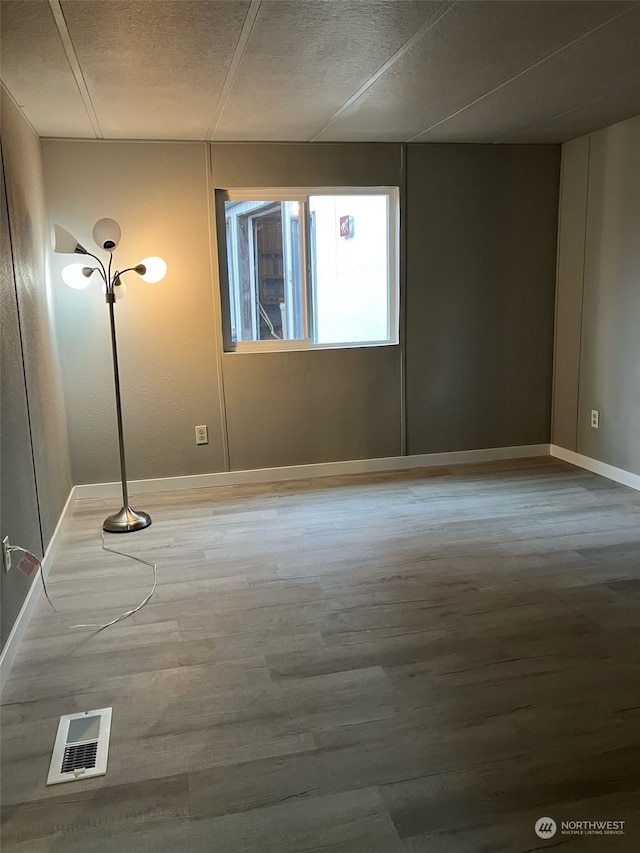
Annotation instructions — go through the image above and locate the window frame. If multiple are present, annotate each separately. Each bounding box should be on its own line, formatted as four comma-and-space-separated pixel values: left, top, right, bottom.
215, 186, 400, 353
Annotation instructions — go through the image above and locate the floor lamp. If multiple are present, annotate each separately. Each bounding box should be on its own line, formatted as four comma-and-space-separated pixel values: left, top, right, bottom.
53, 219, 166, 533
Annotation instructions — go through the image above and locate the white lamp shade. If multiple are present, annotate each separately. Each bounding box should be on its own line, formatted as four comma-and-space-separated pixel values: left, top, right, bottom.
138, 256, 167, 283
52, 224, 85, 254
93, 218, 121, 251
62, 264, 93, 289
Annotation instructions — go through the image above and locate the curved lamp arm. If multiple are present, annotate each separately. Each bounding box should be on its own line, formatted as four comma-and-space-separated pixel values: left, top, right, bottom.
115, 264, 147, 278
83, 251, 108, 284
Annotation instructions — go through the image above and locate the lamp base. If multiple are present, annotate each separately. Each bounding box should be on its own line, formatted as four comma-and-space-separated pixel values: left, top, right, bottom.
103, 506, 152, 533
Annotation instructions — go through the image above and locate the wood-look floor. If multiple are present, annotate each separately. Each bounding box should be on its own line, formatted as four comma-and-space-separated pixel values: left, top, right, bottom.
1, 458, 639, 852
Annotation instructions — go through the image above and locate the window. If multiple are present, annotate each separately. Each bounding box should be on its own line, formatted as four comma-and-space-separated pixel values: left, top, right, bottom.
217, 187, 399, 351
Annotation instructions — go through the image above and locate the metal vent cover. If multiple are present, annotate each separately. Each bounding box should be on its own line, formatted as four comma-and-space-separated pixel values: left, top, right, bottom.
62, 741, 98, 772
47, 708, 112, 785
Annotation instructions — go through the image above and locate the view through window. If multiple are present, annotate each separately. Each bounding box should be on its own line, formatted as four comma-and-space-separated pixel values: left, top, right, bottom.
220, 188, 398, 350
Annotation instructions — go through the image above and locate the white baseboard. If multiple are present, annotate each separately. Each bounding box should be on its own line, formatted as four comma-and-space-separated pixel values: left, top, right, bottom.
74, 444, 551, 500
0, 487, 75, 692
550, 445, 640, 492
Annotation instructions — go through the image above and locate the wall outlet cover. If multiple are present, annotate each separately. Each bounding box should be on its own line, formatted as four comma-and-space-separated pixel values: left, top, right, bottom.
195, 425, 208, 445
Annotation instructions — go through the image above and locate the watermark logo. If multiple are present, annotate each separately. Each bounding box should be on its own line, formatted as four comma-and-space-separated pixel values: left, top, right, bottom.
535, 816, 625, 839
535, 817, 557, 838
561, 820, 625, 836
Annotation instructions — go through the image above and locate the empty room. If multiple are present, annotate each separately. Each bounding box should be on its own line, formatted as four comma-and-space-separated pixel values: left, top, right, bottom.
1, 1, 639, 850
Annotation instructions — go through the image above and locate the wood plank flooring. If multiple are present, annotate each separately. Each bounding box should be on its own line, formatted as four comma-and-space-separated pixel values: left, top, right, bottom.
1, 458, 639, 851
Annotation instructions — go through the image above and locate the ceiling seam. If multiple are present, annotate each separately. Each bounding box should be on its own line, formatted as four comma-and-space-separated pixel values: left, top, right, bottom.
408, 3, 639, 142
309, 1, 456, 142
206, 0, 262, 141
513, 76, 640, 141
48, 0, 103, 138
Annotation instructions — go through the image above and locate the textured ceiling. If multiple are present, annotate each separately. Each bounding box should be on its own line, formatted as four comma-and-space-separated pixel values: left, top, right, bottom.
1, 0, 639, 143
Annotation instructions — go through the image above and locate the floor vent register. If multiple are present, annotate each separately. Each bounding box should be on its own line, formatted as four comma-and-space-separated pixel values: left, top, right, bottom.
47, 708, 112, 785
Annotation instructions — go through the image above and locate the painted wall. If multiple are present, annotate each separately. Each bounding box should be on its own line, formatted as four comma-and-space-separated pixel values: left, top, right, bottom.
551, 136, 589, 451
41, 139, 561, 485
42, 140, 228, 484
211, 143, 403, 470
42, 142, 404, 480
0, 93, 72, 648
405, 144, 561, 453
553, 115, 640, 476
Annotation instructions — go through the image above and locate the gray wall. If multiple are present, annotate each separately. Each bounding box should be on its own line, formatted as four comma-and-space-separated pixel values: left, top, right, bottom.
0, 93, 72, 648
40, 139, 561, 486
223, 349, 401, 470
551, 136, 589, 451
553, 115, 640, 475
42, 140, 228, 484
405, 144, 561, 453
211, 143, 403, 470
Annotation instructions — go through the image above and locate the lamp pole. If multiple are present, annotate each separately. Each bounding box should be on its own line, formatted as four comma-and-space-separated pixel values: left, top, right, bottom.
102, 288, 151, 533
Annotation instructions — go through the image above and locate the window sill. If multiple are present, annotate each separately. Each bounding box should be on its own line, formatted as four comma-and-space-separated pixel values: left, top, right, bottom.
223, 340, 399, 355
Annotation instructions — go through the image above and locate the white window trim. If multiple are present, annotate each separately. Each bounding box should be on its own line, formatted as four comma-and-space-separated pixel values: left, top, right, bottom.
217, 187, 400, 354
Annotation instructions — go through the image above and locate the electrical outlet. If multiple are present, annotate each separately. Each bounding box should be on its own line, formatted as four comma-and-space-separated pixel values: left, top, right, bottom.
591, 409, 600, 429
195, 425, 208, 445
2, 536, 11, 573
